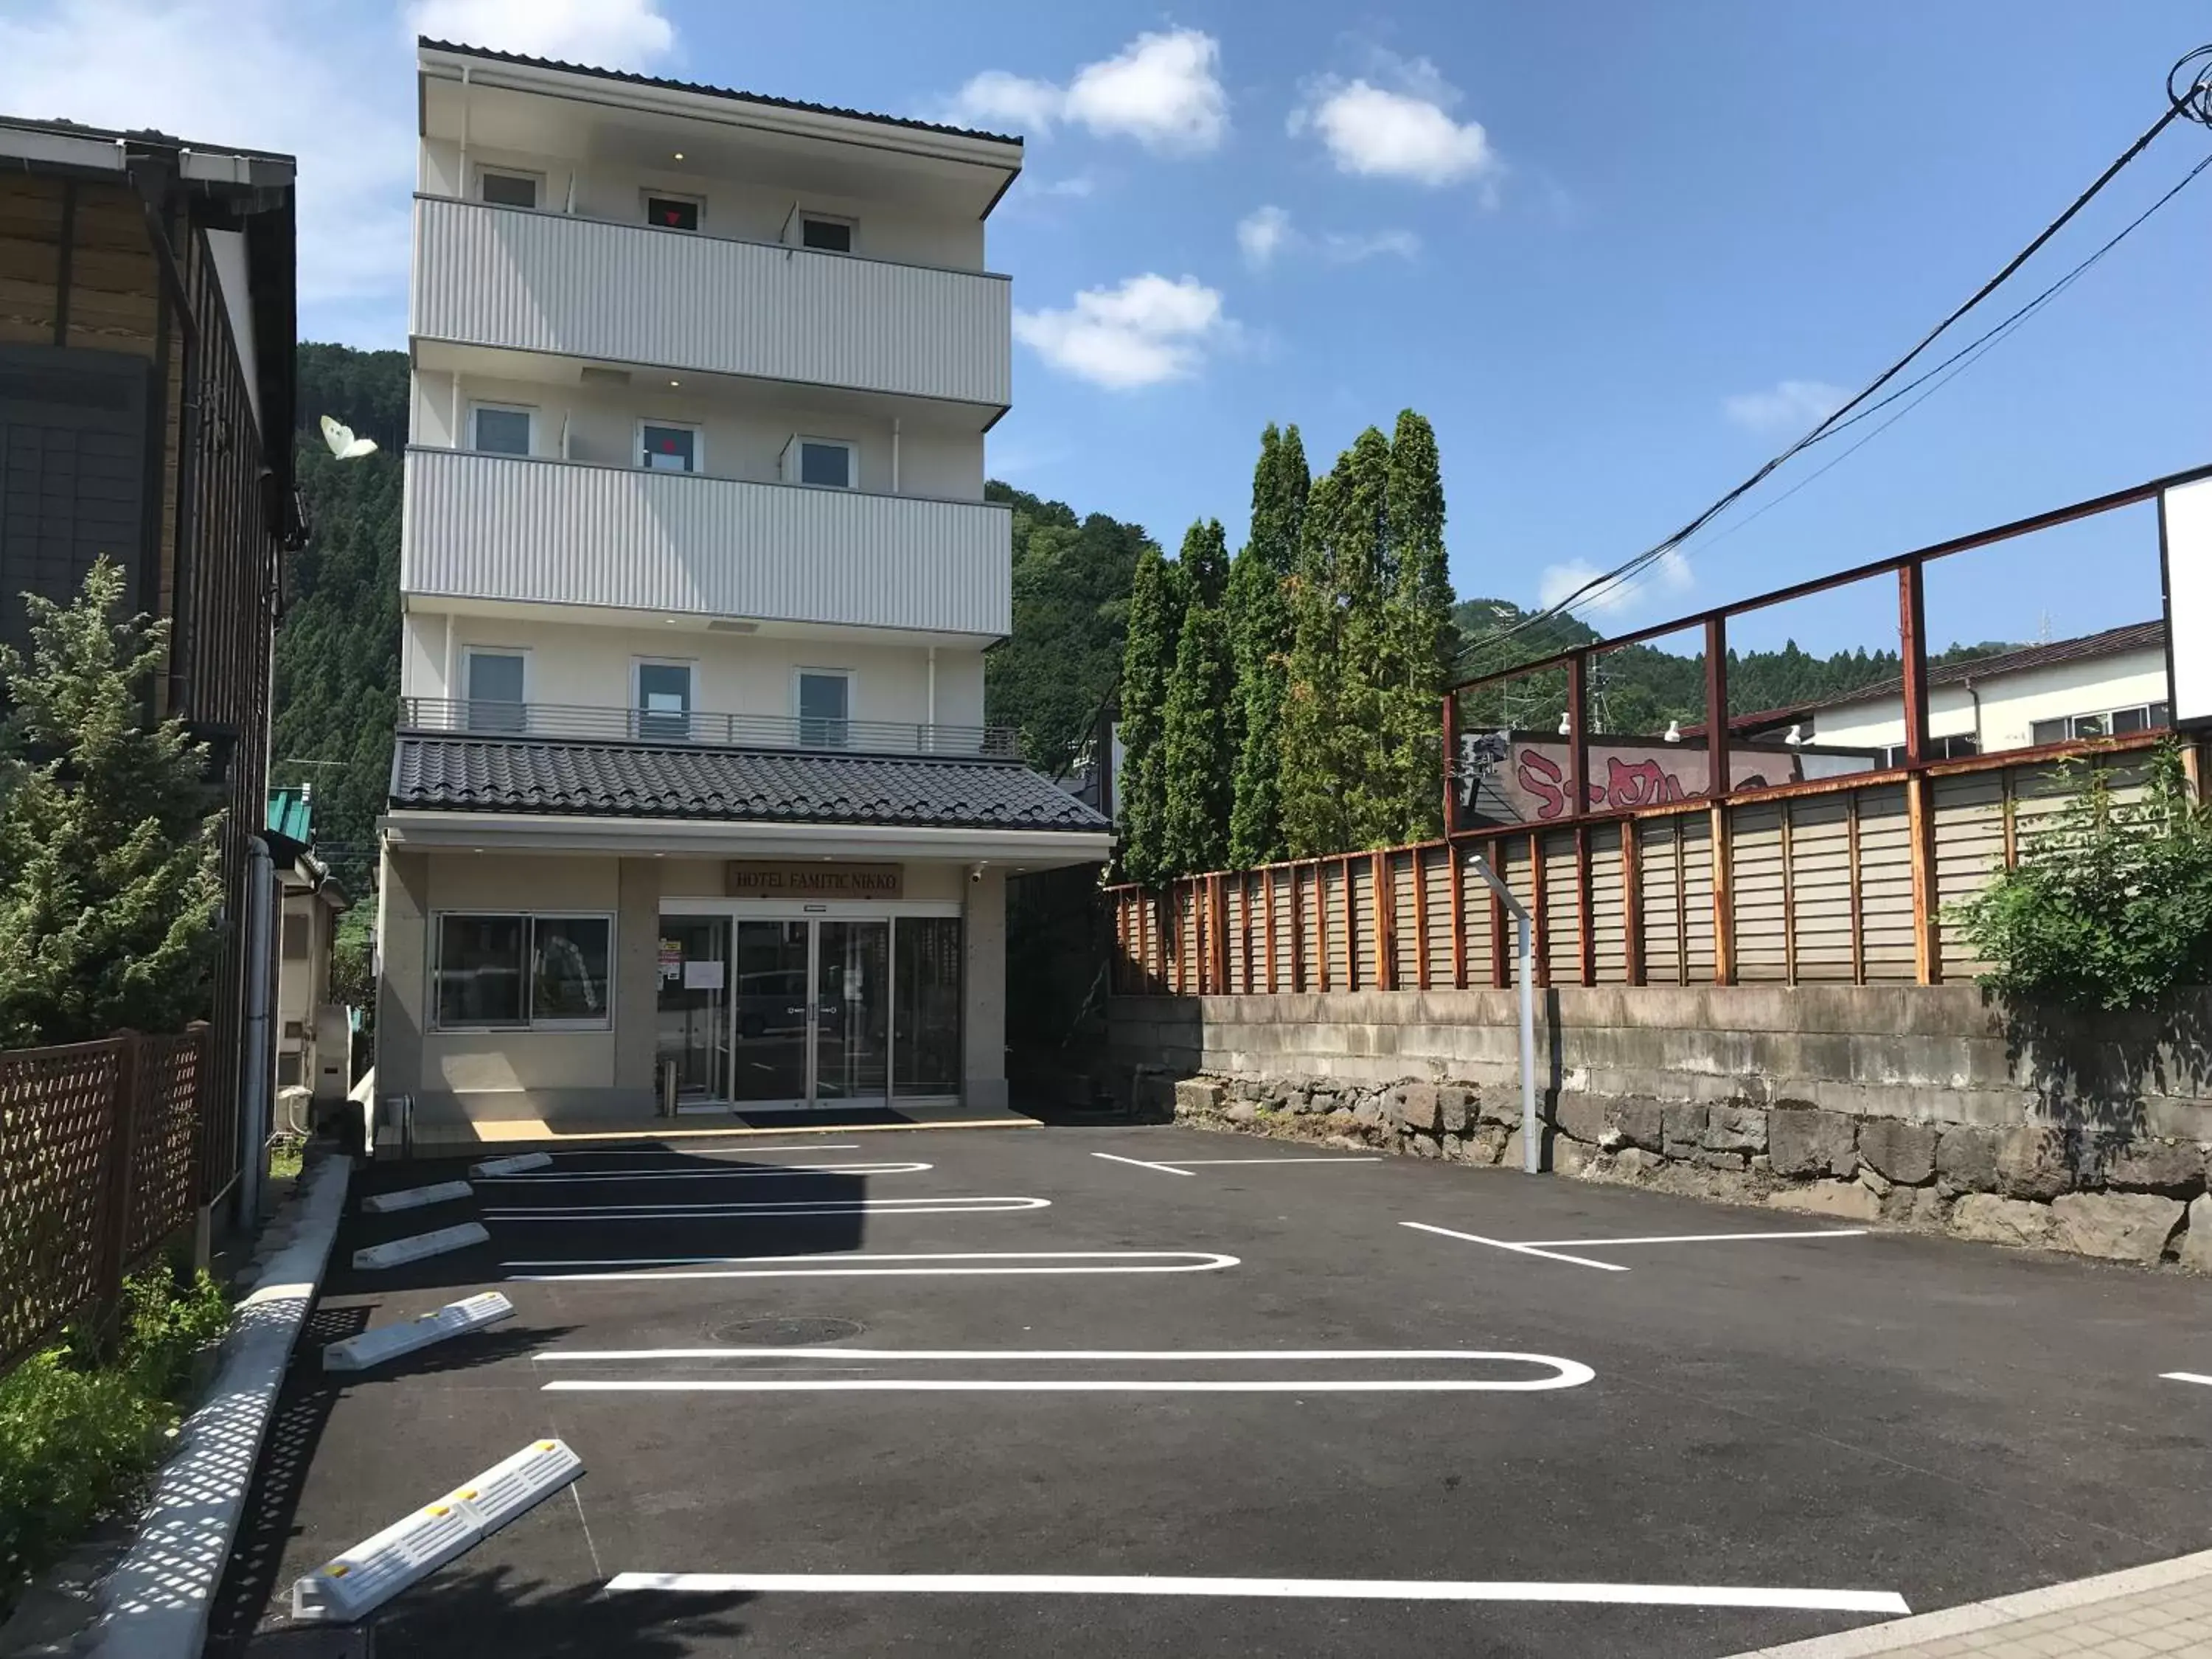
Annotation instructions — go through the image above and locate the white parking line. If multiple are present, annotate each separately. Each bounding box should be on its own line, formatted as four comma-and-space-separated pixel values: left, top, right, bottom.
602, 1572, 1908, 1614
552, 1144, 866, 1157
548, 1374, 1588, 1395
1091, 1152, 1194, 1176
1518, 1229, 1868, 1248
1171, 1157, 1385, 1167
482, 1196, 1046, 1220
2160, 1371, 2212, 1388
536, 1347, 1584, 1368
473, 1161, 931, 1183
504, 1250, 1239, 1281
1400, 1221, 1628, 1273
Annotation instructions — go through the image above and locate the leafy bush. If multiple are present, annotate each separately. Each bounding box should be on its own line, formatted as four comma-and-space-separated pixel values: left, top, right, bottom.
1950, 744, 2212, 1010
0, 1264, 229, 1613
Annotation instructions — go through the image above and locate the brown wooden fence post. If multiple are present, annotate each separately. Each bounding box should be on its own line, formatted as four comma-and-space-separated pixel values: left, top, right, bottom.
1575, 824, 1595, 986
1447, 841, 1468, 990
1621, 821, 1645, 985
1528, 831, 1549, 987
1899, 559, 1942, 984
94, 1033, 139, 1354
1705, 615, 1736, 986
1372, 850, 1393, 991
1413, 849, 1431, 991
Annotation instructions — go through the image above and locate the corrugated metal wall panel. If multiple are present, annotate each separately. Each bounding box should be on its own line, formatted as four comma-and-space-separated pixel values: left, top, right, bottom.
1731, 803, 1788, 981
1270, 867, 1297, 991
1932, 771, 2007, 976
414, 196, 1012, 407
1855, 784, 1916, 981
1346, 857, 1376, 990
1680, 814, 1717, 982
1419, 846, 1457, 987
403, 447, 1012, 637
1320, 860, 1352, 990
1388, 851, 1421, 988
1637, 819, 1686, 985
1789, 796, 1857, 981
1462, 846, 1498, 986
1540, 830, 1581, 984
1587, 824, 1629, 983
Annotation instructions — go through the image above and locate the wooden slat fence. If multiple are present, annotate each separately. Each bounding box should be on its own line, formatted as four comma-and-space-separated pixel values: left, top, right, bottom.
1109, 742, 2163, 996
0, 1027, 205, 1371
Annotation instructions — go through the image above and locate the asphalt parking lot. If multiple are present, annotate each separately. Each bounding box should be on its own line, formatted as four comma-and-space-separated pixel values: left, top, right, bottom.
215, 1122, 2212, 1658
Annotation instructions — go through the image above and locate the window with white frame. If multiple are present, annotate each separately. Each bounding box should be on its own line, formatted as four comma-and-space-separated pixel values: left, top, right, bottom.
782, 435, 855, 490
434, 913, 613, 1029
634, 659, 694, 741
477, 169, 540, 209
639, 420, 700, 473
796, 669, 851, 748
2030, 702, 2173, 747
470, 403, 534, 457
462, 648, 526, 733
797, 214, 853, 253
643, 191, 703, 232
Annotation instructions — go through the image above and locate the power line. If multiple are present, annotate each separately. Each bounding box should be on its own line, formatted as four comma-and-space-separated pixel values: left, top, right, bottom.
1573, 146, 2212, 619
1453, 44, 2212, 675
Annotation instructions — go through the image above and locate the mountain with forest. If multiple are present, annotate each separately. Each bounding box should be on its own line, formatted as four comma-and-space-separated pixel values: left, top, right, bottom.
1449, 597, 2013, 734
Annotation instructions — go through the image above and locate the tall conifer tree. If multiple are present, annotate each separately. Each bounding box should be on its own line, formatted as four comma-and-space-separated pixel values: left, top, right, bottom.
1158, 519, 1235, 875
1116, 540, 1182, 883
1382, 410, 1454, 841
1226, 424, 1307, 867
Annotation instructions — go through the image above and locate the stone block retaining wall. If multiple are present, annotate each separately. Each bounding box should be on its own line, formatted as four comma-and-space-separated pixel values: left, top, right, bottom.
1113, 984, 2212, 1270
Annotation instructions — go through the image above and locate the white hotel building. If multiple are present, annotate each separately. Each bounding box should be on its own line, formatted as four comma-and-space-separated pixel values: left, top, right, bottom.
375, 40, 1112, 1129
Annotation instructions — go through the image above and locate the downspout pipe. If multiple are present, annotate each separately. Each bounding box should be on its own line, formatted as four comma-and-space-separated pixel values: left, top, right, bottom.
1467, 852, 1540, 1173
240, 835, 276, 1225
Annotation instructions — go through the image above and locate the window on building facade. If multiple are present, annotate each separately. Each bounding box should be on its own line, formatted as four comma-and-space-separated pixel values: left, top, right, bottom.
479, 170, 539, 209
464, 650, 526, 733
644, 194, 701, 232
435, 914, 613, 1029
640, 422, 700, 473
636, 661, 694, 741
282, 913, 310, 960
799, 215, 853, 252
470, 404, 533, 456
796, 670, 850, 748
797, 439, 855, 489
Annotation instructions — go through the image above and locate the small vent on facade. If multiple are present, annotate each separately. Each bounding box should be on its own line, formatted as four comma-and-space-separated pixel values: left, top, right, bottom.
579, 366, 632, 386
706, 618, 759, 634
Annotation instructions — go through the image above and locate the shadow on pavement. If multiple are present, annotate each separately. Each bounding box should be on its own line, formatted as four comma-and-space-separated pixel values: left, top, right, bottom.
369, 1567, 752, 1656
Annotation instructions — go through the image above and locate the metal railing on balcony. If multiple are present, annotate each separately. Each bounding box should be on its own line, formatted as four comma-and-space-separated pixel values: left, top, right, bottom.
400, 697, 1023, 761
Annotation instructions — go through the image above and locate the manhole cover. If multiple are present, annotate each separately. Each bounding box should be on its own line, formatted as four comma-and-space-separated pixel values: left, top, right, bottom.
712, 1316, 864, 1346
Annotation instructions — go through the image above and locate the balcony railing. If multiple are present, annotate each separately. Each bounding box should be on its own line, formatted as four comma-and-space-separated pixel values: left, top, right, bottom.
412, 195, 1012, 411
401, 447, 1012, 638
400, 697, 1023, 761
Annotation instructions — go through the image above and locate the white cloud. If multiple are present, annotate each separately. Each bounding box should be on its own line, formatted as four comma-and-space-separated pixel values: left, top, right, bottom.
1537, 549, 1693, 619
1237, 206, 1418, 271
1012, 274, 1228, 390
947, 29, 1227, 154
407, 0, 674, 66
1237, 205, 1293, 269
1033, 175, 1097, 199
1723, 379, 1852, 435
1293, 52, 1497, 188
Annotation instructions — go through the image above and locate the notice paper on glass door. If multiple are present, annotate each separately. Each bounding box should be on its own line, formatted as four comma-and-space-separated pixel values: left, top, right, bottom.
683, 960, 725, 990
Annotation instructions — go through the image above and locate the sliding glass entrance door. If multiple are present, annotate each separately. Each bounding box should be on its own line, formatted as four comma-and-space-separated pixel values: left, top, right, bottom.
814, 921, 889, 1103
731, 919, 812, 1106
672, 910, 961, 1109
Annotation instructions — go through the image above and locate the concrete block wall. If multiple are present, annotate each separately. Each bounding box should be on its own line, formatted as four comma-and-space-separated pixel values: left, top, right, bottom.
1109, 984, 2212, 1270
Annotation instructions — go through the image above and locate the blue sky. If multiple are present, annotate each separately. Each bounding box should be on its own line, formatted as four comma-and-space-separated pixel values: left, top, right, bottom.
5, 1, 2203, 658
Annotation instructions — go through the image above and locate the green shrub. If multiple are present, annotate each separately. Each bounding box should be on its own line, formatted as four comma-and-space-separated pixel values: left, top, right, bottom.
0, 1264, 229, 1613
1950, 744, 2212, 1011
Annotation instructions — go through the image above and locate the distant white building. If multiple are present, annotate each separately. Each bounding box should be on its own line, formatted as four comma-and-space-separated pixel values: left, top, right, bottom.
374, 40, 1112, 1130
1786, 620, 2171, 765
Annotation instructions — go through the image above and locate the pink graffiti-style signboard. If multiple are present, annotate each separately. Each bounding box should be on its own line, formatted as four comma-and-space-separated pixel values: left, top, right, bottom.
1450, 732, 1801, 828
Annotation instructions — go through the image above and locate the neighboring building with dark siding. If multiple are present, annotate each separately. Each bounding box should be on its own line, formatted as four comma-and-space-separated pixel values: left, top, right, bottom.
0, 116, 301, 1212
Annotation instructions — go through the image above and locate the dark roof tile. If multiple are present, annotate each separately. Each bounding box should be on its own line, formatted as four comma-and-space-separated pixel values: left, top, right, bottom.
391, 737, 1111, 833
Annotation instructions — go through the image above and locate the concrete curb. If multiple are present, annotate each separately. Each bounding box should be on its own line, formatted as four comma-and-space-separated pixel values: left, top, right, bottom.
83, 1154, 351, 1659
1724, 1546, 2212, 1656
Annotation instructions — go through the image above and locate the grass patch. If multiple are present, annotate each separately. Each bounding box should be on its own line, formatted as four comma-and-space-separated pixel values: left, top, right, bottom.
268, 1137, 305, 1182
0, 1262, 230, 1617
